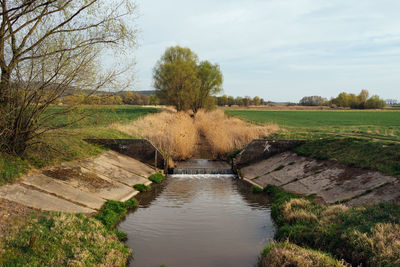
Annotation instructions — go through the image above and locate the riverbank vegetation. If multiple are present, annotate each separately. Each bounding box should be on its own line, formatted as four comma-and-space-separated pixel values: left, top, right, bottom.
263, 185, 400, 266
114, 110, 279, 160
0, 212, 131, 266
259, 241, 348, 267
0, 106, 159, 184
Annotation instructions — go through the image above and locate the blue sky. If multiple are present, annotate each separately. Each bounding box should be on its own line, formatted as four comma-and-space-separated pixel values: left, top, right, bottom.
132, 0, 400, 102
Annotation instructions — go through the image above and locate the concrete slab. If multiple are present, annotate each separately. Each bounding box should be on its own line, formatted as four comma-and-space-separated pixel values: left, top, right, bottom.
283, 169, 396, 204
241, 152, 295, 180
43, 164, 139, 202
347, 181, 400, 206
96, 151, 155, 177
22, 174, 105, 210
81, 159, 149, 186
0, 184, 95, 213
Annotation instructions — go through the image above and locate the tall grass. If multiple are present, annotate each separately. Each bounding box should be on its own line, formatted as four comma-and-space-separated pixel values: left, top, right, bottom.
113, 110, 279, 160
194, 110, 279, 158
113, 111, 199, 160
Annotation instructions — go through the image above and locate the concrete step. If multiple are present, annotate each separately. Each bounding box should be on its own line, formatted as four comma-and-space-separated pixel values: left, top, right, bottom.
22, 174, 105, 210
0, 184, 95, 214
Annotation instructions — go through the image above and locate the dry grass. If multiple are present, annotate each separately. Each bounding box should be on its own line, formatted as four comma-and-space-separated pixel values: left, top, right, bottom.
113, 109, 279, 160
282, 199, 318, 223
113, 111, 198, 160
194, 110, 279, 158
260, 241, 348, 267
348, 223, 400, 266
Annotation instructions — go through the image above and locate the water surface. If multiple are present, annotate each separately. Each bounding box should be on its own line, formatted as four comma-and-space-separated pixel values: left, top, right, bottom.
119, 174, 274, 267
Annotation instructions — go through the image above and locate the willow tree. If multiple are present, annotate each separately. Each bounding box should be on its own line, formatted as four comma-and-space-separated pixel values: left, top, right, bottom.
0, 0, 137, 154
153, 46, 223, 113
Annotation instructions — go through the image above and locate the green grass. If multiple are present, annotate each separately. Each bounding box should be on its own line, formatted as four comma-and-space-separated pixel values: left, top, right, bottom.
95, 199, 138, 230
264, 185, 400, 266
148, 172, 164, 184
0, 106, 160, 184
225, 110, 400, 128
225, 109, 400, 141
0, 212, 131, 266
133, 183, 151, 192
293, 138, 400, 177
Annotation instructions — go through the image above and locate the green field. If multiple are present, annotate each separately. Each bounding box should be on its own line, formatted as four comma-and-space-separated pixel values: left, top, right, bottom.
225, 110, 400, 141
0, 106, 159, 184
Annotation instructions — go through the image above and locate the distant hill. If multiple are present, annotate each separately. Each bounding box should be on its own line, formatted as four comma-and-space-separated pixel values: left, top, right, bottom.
135, 90, 156, 96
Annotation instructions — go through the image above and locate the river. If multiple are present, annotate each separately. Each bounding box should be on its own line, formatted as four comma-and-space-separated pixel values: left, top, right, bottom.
119, 174, 274, 267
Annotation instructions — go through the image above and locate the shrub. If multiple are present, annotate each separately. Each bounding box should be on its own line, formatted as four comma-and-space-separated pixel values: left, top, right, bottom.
149, 173, 164, 184
260, 241, 348, 267
95, 199, 138, 229
133, 183, 151, 192
252, 185, 263, 193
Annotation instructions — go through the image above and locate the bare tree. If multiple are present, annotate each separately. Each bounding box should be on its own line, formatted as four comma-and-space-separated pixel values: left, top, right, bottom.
0, 0, 137, 154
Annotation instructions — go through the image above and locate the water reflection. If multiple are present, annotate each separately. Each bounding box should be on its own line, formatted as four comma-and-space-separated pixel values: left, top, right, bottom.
119, 174, 274, 267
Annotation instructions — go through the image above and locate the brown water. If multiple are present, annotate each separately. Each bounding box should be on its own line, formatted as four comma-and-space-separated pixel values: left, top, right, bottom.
119, 174, 274, 267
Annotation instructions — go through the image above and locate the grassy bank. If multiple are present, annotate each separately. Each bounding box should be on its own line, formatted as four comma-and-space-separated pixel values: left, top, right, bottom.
226, 109, 400, 178
0, 212, 131, 266
263, 185, 400, 266
0, 197, 140, 266
0, 106, 159, 184
260, 241, 347, 267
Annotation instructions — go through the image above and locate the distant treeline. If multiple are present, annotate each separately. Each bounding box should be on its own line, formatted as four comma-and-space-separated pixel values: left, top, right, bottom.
61, 91, 160, 106
61, 92, 269, 107
300, 90, 390, 109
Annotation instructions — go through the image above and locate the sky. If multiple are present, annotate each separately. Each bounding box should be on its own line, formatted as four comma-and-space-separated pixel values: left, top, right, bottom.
132, 0, 400, 102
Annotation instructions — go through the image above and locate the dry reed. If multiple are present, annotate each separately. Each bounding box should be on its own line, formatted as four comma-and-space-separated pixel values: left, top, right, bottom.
194, 110, 279, 158
112, 109, 279, 160
112, 111, 198, 160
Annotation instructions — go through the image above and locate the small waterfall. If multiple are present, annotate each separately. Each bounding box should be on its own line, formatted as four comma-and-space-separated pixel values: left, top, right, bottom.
172, 159, 233, 175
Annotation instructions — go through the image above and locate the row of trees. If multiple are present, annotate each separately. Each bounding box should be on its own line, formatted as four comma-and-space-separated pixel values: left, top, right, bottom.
300, 90, 387, 109
215, 95, 268, 107
62, 92, 160, 106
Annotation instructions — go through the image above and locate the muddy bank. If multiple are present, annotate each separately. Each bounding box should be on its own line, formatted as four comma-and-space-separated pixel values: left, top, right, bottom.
240, 151, 400, 205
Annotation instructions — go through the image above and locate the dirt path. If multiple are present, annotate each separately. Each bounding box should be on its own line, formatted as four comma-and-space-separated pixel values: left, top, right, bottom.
326, 132, 400, 143
193, 131, 213, 159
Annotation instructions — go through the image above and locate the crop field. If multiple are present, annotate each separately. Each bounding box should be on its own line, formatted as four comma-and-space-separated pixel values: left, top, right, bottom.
225, 109, 400, 141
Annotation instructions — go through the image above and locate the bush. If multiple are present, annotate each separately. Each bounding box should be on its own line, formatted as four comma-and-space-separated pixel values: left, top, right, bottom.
260, 241, 348, 267
149, 172, 164, 184
252, 185, 263, 193
95, 199, 138, 229
133, 183, 151, 192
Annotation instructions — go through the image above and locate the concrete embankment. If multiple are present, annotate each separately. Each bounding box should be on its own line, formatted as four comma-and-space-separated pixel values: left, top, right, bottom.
0, 151, 157, 213
236, 140, 400, 205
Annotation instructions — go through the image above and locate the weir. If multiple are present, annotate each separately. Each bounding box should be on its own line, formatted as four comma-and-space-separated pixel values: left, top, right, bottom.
173, 159, 233, 175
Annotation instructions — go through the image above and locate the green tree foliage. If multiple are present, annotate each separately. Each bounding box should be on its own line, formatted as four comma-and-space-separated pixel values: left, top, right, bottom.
299, 96, 327, 106
327, 90, 385, 109
153, 46, 223, 113
191, 61, 223, 113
